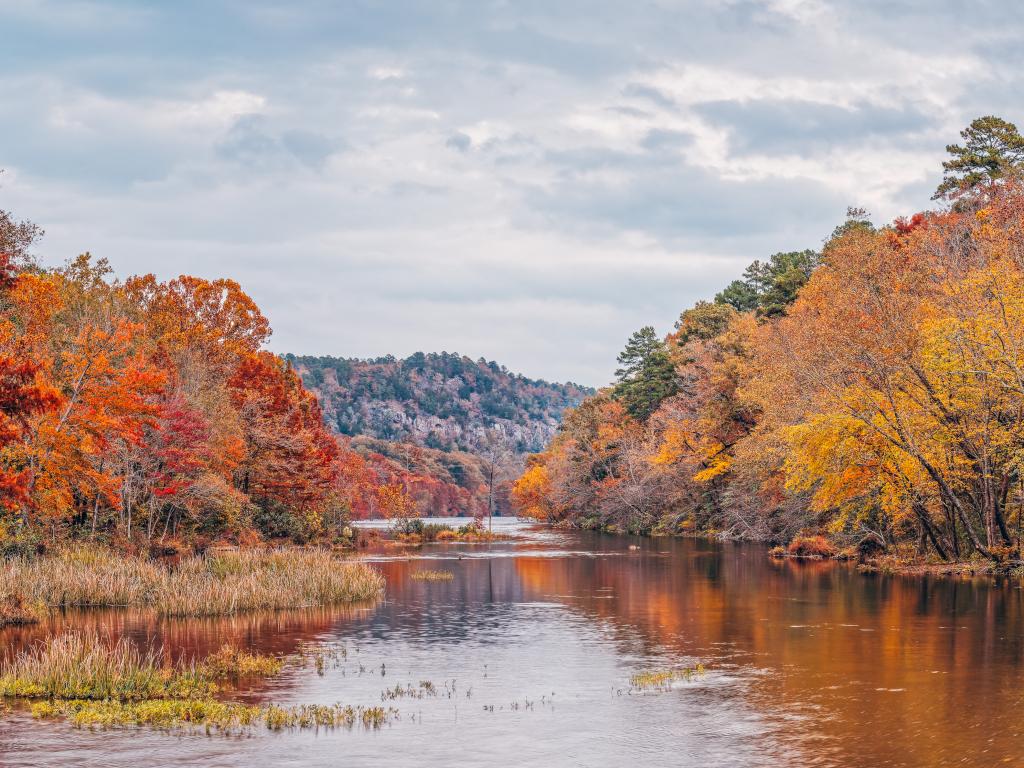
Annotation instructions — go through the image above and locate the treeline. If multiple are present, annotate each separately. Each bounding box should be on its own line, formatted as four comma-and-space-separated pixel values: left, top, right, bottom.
291, 352, 592, 454
514, 116, 1024, 563
0, 209, 440, 550
347, 436, 512, 517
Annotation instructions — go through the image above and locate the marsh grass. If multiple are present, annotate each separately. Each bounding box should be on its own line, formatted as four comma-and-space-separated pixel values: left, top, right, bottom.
32, 699, 396, 732
410, 569, 454, 581
381, 681, 438, 700
0, 634, 285, 701
4, 546, 384, 616
0, 590, 44, 628
3, 632, 396, 733
629, 664, 706, 691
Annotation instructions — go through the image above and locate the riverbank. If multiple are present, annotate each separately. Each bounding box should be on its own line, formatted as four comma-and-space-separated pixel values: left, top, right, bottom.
548, 520, 1023, 581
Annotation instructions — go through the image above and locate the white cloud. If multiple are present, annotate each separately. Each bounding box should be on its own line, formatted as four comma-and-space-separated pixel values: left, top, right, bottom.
0, 1, 1020, 385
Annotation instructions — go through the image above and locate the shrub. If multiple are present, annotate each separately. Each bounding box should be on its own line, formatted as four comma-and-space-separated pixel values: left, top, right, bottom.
787, 535, 838, 559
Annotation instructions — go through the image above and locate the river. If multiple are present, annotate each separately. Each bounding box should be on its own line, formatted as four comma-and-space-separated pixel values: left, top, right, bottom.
1, 519, 1021, 767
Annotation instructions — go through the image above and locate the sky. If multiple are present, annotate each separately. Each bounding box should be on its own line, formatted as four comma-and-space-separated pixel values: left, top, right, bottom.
1, 1, 1022, 387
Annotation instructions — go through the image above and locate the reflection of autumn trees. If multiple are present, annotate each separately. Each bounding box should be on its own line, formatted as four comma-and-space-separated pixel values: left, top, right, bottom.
0, 604, 375, 668
511, 539, 1024, 765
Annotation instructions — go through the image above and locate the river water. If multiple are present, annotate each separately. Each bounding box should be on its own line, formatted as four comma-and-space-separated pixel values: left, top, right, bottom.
2, 519, 1022, 767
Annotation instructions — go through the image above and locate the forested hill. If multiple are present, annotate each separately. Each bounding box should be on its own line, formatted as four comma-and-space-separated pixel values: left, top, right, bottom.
287, 352, 593, 454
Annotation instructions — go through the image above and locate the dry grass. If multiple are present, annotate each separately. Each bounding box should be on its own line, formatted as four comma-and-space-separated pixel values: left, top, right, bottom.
0, 633, 286, 701
0, 633, 217, 701
2, 546, 159, 607
3, 546, 384, 616
0, 589, 44, 628
155, 550, 384, 616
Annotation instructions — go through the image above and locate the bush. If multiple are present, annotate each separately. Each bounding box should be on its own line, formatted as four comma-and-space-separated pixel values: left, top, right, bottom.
0, 528, 43, 560
787, 534, 838, 559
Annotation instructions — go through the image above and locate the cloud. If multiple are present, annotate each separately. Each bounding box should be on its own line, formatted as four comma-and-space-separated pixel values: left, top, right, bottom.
216, 114, 342, 170
694, 99, 932, 154
1, 0, 1023, 385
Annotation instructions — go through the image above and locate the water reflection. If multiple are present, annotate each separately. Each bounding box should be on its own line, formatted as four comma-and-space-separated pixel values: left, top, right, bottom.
2, 526, 1023, 767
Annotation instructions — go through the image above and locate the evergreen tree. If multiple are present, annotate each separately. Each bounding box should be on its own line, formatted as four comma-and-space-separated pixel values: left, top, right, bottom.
934, 115, 1024, 199
612, 327, 679, 421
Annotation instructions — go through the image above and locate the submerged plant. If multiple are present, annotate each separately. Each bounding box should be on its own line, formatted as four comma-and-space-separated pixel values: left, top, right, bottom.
381, 681, 439, 701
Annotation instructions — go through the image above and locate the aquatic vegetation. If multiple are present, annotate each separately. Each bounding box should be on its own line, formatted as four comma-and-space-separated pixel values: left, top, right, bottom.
261, 703, 395, 730
195, 645, 284, 680
291, 642, 348, 676
629, 664, 706, 691
154, 549, 384, 616
410, 569, 455, 581
2, 546, 162, 607
0, 633, 220, 701
3, 546, 384, 616
390, 519, 509, 545
0, 633, 286, 701
31, 699, 396, 733
3, 632, 394, 734
381, 681, 438, 700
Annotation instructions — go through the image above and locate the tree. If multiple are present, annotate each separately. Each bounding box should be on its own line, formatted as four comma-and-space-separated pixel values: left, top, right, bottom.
612, 327, 679, 421
714, 250, 820, 318
478, 427, 515, 531
934, 116, 1024, 200
0, 254, 60, 515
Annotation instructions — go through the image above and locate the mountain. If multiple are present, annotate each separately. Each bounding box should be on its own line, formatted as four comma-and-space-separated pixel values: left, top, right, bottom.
288, 352, 593, 455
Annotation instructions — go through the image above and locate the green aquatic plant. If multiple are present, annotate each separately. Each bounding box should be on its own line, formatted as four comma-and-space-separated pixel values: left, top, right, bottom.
31, 699, 396, 733
410, 569, 454, 581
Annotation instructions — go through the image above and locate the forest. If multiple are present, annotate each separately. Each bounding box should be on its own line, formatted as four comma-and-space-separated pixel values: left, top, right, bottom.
292, 352, 591, 454
513, 116, 1024, 565
0, 212, 459, 551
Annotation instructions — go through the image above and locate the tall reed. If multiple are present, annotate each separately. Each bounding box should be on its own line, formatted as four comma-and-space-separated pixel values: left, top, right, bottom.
3, 546, 384, 616
0, 633, 213, 701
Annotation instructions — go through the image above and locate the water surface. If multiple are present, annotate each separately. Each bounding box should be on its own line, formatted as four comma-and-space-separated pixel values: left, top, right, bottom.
2, 520, 1022, 767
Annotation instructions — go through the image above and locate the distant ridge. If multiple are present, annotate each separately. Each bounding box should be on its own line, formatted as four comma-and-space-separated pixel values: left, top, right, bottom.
287, 351, 593, 454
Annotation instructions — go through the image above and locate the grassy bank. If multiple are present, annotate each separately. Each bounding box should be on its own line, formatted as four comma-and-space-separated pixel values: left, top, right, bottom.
0, 590, 45, 628
2, 546, 384, 617
1, 632, 395, 733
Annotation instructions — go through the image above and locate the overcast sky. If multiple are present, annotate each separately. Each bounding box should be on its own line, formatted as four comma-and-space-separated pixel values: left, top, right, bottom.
1, 1, 1021, 386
